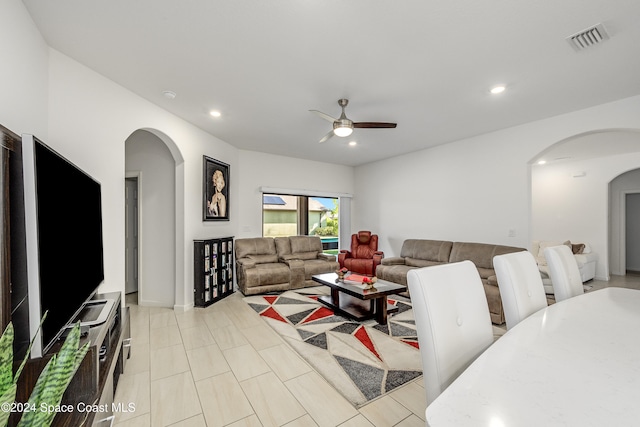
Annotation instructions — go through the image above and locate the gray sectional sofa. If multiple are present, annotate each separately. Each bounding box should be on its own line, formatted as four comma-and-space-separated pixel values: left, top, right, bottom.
376, 239, 526, 324
235, 235, 339, 295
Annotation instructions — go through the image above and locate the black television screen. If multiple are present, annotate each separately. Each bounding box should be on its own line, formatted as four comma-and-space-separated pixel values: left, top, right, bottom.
23, 135, 104, 356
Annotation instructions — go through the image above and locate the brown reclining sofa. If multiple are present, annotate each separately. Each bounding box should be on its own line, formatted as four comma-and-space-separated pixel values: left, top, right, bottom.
376, 239, 525, 324
235, 235, 339, 295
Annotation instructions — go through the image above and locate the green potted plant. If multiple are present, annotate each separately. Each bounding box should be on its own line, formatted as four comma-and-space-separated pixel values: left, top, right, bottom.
0, 318, 89, 427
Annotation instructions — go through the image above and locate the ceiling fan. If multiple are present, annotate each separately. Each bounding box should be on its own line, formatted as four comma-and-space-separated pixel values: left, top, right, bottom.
310, 99, 397, 143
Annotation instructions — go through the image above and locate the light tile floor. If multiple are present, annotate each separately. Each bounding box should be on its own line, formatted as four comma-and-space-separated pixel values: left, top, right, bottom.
113, 274, 640, 427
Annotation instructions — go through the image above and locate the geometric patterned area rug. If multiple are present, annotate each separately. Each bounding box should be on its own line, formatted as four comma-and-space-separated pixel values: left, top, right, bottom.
243, 286, 423, 407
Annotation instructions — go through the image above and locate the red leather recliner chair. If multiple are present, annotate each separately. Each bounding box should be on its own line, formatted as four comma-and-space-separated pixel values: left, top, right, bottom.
338, 231, 384, 276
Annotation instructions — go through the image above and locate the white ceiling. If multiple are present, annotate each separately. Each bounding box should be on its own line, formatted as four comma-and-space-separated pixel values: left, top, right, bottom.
22, 0, 640, 166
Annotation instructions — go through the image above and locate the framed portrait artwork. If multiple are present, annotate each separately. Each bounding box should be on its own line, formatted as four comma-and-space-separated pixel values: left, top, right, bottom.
203, 156, 230, 221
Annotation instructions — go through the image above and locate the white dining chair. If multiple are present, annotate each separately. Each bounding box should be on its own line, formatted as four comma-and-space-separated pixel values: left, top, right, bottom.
544, 245, 584, 302
493, 251, 548, 330
408, 260, 494, 405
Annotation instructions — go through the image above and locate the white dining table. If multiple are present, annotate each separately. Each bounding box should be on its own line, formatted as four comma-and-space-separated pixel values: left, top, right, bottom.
425, 287, 640, 427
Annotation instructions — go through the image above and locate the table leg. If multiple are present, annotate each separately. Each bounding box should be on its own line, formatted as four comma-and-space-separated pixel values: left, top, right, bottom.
331, 288, 340, 306
375, 296, 388, 325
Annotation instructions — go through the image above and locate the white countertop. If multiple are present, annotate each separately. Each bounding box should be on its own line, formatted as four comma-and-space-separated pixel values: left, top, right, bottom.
426, 287, 640, 427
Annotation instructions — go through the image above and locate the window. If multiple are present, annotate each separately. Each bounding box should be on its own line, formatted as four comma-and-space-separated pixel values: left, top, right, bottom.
262, 193, 339, 254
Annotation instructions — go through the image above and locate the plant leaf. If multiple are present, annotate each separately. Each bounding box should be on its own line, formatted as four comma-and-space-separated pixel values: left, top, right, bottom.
0, 382, 17, 427
16, 357, 53, 426
0, 323, 14, 397
13, 312, 48, 385
18, 323, 89, 426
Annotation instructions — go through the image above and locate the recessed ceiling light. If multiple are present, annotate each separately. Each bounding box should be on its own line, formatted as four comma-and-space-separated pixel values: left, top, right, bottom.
348, 141, 357, 146
490, 85, 506, 95
537, 160, 547, 165
209, 110, 221, 118
162, 90, 176, 99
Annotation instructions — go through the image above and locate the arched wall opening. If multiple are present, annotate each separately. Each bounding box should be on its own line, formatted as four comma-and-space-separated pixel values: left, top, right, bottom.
124, 128, 185, 308
530, 128, 640, 281
609, 168, 640, 275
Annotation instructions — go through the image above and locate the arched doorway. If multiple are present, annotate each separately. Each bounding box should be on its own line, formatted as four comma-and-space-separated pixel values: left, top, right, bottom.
124, 129, 185, 308
609, 168, 640, 275
530, 129, 640, 282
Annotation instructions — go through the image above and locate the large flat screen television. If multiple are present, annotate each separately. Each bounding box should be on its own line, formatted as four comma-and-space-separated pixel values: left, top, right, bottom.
22, 134, 107, 357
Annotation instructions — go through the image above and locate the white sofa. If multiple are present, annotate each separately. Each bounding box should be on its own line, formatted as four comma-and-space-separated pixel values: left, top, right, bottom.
532, 240, 598, 294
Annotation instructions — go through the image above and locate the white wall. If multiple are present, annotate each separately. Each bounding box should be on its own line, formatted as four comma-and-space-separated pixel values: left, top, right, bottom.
533, 153, 640, 280
236, 150, 355, 239
0, 0, 48, 137
354, 127, 538, 255
125, 130, 176, 307
355, 96, 640, 272
609, 168, 640, 274
2, 0, 240, 308
45, 49, 244, 309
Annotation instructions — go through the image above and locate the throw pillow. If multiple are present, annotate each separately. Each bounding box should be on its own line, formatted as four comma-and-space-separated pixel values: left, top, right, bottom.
537, 240, 571, 266
571, 243, 586, 254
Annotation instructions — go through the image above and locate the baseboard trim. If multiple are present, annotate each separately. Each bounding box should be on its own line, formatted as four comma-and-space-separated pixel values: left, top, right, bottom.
174, 302, 193, 313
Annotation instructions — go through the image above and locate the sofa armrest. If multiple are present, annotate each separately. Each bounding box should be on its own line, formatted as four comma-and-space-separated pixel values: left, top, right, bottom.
283, 259, 305, 288
575, 252, 598, 264
381, 257, 405, 266
338, 250, 350, 267
236, 258, 256, 269
487, 274, 499, 287
281, 258, 301, 267
318, 253, 336, 262
373, 251, 384, 264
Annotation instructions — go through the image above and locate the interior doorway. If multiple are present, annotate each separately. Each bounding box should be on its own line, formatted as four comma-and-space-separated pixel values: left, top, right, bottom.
125, 129, 183, 308
626, 193, 640, 274
125, 176, 139, 298
609, 168, 640, 276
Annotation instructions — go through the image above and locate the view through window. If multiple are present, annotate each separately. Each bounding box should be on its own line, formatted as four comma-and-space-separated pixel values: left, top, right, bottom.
262, 193, 339, 254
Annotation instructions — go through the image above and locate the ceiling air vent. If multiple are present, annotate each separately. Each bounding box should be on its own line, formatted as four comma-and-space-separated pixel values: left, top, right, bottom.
567, 23, 610, 51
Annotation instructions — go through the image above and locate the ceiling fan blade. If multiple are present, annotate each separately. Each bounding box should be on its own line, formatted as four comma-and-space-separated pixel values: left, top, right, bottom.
310, 110, 338, 123
353, 122, 397, 128
318, 130, 334, 144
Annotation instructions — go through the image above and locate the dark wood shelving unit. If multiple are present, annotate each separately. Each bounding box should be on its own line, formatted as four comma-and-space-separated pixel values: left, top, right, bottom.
1, 126, 17, 332
1, 124, 31, 360
12, 292, 131, 427
194, 237, 234, 307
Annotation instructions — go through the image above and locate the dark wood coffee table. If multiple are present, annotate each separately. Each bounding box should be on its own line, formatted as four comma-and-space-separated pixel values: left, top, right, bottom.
312, 273, 407, 325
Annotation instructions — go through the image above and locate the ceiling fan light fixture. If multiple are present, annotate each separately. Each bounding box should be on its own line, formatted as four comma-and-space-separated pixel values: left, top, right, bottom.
311, 98, 397, 143
333, 126, 353, 137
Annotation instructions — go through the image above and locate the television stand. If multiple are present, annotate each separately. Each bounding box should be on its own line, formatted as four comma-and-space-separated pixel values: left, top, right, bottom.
74, 299, 115, 329
12, 292, 130, 427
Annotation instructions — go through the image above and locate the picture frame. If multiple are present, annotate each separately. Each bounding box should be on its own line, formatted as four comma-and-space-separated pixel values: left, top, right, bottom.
203, 156, 230, 221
